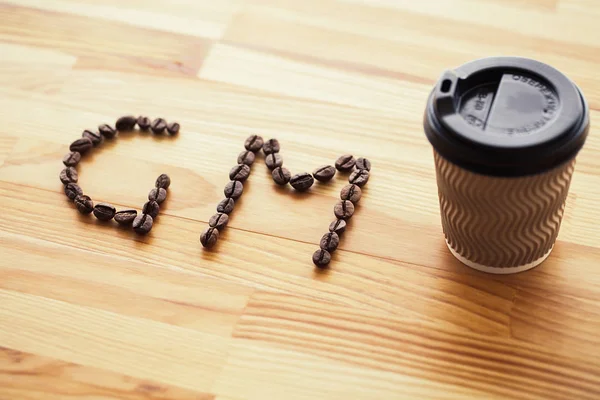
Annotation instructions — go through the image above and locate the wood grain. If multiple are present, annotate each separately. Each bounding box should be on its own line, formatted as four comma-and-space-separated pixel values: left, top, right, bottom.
1, 0, 599, 399
0, 347, 213, 400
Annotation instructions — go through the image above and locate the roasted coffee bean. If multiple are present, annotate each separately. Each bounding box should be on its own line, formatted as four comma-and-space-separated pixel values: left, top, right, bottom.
262, 139, 280, 155
114, 209, 138, 225
74, 195, 94, 214
209, 213, 229, 230
217, 198, 235, 214
63, 151, 81, 167
272, 167, 291, 186
229, 164, 251, 182
320, 232, 340, 252
334, 200, 355, 219
340, 184, 362, 203
349, 169, 370, 187
312, 249, 331, 268
82, 130, 104, 147
200, 226, 219, 248
148, 187, 167, 204
329, 219, 347, 235
237, 150, 255, 166
244, 135, 264, 152
98, 124, 117, 139
166, 122, 180, 135
70, 137, 93, 154
116, 115, 136, 131
224, 180, 244, 199
59, 167, 78, 184
137, 116, 151, 131
335, 154, 356, 172
142, 201, 160, 219
313, 165, 336, 182
290, 173, 314, 192
265, 153, 283, 170
355, 157, 371, 171
133, 213, 153, 234
150, 118, 167, 134
155, 173, 171, 189
64, 183, 83, 201
93, 202, 116, 221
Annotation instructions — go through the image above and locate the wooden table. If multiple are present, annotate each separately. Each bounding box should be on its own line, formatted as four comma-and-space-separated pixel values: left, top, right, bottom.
1, 0, 599, 399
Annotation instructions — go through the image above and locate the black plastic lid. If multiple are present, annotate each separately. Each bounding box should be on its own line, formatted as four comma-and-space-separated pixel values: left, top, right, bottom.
424, 57, 590, 176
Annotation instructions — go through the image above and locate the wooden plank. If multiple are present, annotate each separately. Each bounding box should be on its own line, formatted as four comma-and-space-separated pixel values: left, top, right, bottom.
213, 340, 495, 400
227, 291, 600, 399
226, 0, 600, 108
0, 5, 212, 76
0, 290, 230, 392
0, 347, 213, 399
2, 0, 239, 39
0, 43, 75, 95
199, 44, 431, 114
339, 0, 599, 46
0, 232, 253, 337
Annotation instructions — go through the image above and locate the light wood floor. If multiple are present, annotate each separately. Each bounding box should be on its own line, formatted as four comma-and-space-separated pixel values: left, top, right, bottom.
1, 0, 599, 399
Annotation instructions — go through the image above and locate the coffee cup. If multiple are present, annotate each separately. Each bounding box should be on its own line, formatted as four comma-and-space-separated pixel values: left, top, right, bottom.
424, 57, 590, 273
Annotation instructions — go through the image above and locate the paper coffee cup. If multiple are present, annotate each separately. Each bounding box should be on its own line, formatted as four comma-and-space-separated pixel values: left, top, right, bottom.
424, 57, 590, 274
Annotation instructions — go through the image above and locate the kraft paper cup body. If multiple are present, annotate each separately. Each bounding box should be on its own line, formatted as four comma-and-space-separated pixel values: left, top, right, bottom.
424, 57, 589, 274
434, 150, 575, 273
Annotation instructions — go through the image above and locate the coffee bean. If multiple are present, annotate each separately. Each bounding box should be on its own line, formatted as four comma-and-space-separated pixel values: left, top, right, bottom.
313, 165, 336, 182
70, 137, 93, 154
166, 122, 180, 135
148, 187, 167, 204
244, 135, 264, 152
290, 173, 314, 192
64, 183, 83, 201
217, 198, 235, 214
114, 209, 138, 225
335, 154, 356, 172
209, 213, 229, 230
151, 118, 167, 134
229, 164, 251, 182
155, 174, 171, 189
133, 213, 153, 234
224, 181, 244, 199
98, 124, 117, 139
137, 116, 151, 131
116, 115, 136, 131
340, 184, 362, 203
74, 195, 94, 214
312, 249, 331, 268
265, 153, 283, 170
263, 139, 280, 155
349, 169, 370, 187
272, 167, 291, 186
93, 203, 116, 221
142, 201, 160, 219
59, 167, 78, 184
334, 200, 355, 219
237, 150, 255, 166
329, 219, 347, 235
355, 157, 371, 171
82, 130, 104, 147
200, 226, 219, 248
320, 232, 340, 252
63, 152, 81, 167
